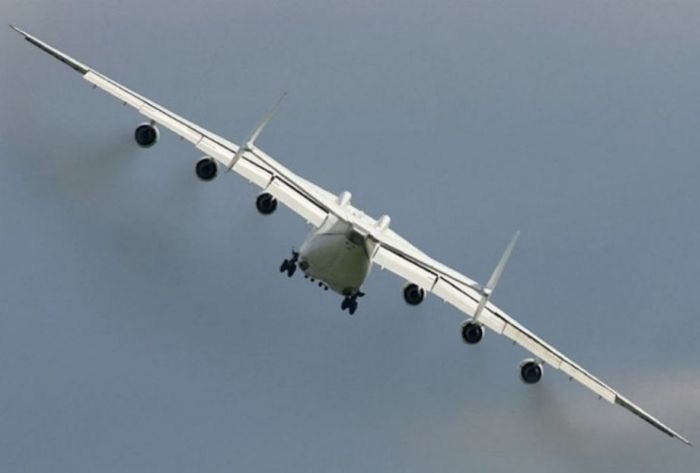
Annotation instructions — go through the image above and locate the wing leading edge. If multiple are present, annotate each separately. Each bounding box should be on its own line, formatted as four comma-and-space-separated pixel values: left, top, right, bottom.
9, 25, 335, 228
10, 25, 691, 446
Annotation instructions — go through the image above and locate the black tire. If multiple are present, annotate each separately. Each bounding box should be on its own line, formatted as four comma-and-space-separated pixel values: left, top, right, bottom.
280, 260, 289, 273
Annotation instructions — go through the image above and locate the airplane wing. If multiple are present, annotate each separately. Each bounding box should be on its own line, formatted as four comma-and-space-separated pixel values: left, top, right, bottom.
371, 229, 692, 446
11, 26, 691, 446
9, 25, 337, 228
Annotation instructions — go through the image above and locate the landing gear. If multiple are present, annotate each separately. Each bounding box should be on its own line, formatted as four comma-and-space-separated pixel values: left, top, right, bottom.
279, 251, 299, 277
341, 295, 358, 315
341, 292, 364, 315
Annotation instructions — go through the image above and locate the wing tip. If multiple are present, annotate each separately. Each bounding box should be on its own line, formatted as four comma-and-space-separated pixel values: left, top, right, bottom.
9, 24, 29, 38
9, 25, 89, 75
615, 395, 692, 447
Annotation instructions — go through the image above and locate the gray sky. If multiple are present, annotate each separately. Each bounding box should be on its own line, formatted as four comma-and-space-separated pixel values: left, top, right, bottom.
1, 0, 698, 471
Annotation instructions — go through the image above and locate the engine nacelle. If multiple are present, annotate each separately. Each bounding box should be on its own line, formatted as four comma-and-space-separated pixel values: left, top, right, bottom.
134, 122, 160, 148
256, 192, 278, 215
520, 358, 543, 384
195, 157, 218, 181
403, 283, 425, 305
460, 321, 484, 344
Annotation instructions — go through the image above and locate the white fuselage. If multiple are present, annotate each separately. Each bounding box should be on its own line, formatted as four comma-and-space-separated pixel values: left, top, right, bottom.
298, 217, 372, 296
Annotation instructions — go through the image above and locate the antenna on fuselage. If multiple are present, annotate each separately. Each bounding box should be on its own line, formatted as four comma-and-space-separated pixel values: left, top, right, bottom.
226, 90, 288, 171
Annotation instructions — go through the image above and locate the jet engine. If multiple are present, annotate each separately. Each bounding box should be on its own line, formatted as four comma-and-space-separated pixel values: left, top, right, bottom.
519, 358, 543, 384
134, 122, 159, 148
460, 321, 484, 344
256, 192, 277, 215
195, 157, 218, 181
403, 283, 424, 305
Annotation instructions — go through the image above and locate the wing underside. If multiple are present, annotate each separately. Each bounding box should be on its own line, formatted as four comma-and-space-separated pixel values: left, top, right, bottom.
372, 237, 691, 445
10, 25, 334, 228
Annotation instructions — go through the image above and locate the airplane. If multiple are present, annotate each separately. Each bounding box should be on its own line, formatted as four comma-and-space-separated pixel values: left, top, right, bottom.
10, 25, 692, 446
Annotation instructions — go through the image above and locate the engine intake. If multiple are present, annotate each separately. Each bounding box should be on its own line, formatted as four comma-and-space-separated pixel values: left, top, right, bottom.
403, 283, 424, 305
195, 157, 218, 181
461, 321, 484, 344
134, 122, 159, 148
256, 192, 277, 215
520, 359, 543, 384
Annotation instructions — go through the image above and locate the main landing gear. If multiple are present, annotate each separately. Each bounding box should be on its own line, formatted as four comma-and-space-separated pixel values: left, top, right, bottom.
341, 292, 364, 316
279, 251, 299, 278
278, 250, 365, 315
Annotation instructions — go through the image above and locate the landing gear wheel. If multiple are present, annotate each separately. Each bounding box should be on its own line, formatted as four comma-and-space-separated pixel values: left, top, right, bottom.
280, 252, 298, 277
341, 294, 360, 314
286, 264, 296, 277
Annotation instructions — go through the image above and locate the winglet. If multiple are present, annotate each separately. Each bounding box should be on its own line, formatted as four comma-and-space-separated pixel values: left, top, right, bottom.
226, 91, 288, 171
472, 231, 520, 323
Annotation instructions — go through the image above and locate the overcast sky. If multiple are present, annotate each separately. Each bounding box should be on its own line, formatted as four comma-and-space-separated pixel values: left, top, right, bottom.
1, 1, 698, 471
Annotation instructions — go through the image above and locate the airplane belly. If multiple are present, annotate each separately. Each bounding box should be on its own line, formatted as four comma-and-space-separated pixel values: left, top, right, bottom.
299, 232, 370, 295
